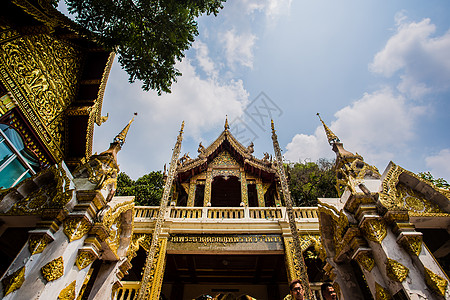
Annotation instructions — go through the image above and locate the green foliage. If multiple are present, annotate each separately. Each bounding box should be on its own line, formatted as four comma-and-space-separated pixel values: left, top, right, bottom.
116, 171, 164, 206
418, 171, 450, 190
64, 0, 226, 94
286, 159, 338, 207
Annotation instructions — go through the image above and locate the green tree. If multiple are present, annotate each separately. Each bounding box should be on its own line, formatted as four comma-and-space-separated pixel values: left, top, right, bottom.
116, 171, 164, 205
418, 171, 450, 190
286, 159, 338, 207
63, 0, 226, 94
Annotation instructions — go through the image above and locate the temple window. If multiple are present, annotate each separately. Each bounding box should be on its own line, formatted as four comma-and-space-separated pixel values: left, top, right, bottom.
264, 182, 277, 207
211, 176, 241, 207
247, 183, 258, 207
194, 185, 205, 207
0, 124, 39, 188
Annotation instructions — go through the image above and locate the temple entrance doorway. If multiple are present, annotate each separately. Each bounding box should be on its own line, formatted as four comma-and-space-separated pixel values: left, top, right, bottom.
161, 253, 289, 300
211, 176, 241, 207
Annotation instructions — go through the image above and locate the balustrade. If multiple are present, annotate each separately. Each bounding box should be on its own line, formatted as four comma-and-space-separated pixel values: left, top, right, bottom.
134, 206, 318, 221
114, 281, 140, 300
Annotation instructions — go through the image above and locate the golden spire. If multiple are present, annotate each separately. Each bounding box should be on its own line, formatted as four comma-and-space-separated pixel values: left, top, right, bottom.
317, 113, 340, 145
224, 115, 230, 130
113, 113, 137, 147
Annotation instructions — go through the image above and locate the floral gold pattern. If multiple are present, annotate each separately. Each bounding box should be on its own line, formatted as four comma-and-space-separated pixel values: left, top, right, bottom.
28, 234, 52, 255
356, 252, 375, 271
399, 235, 422, 256
375, 282, 391, 300
58, 280, 76, 300
362, 219, 387, 244
424, 267, 448, 297
386, 258, 409, 282
1, 266, 25, 296
75, 251, 97, 270
63, 218, 92, 242
41, 256, 64, 282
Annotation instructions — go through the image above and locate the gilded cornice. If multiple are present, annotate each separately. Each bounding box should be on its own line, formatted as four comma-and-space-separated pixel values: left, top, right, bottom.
380, 162, 449, 215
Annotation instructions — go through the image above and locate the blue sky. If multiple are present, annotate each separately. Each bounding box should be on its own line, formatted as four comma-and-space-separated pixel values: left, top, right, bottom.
86, 0, 450, 181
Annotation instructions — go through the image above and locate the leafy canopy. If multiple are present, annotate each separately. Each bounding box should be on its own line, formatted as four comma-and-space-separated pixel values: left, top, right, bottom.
286, 159, 338, 207
116, 171, 164, 205
64, 0, 226, 94
418, 171, 450, 190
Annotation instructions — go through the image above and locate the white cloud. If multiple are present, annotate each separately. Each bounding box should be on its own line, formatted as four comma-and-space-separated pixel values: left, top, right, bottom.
241, 0, 292, 18
370, 16, 450, 99
222, 29, 256, 69
284, 88, 426, 168
425, 149, 450, 181
192, 40, 217, 78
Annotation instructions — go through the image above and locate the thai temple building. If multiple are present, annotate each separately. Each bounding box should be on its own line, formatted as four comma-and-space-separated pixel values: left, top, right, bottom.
0, 1, 449, 299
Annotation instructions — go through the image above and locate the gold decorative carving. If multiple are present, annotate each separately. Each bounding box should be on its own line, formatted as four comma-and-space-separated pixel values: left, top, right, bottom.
356, 252, 375, 272
386, 258, 409, 282
424, 267, 448, 297
256, 182, 265, 207
204, 170, 212, 206
75, 251, 97, 270
1, 266, 25, 296
105, 216, 122, 254
210, 151, 240, 167
240, 171, 248, 205
63, 218, 92, 242
0, 31, 82, 161
58, 280, 76, 300
143, 238, 167, 300
187, 182, 196, 207
399, 235, 422, 256
0, 93, 16, 115
284, 237, 301, 281
127, 233, 152, 261
379, 163, 449, 214
375, 282, 391, 300
7, 165, 73, 215
41, 256, 64, 282
362, 219, 387, 244
29, 234, 52, 255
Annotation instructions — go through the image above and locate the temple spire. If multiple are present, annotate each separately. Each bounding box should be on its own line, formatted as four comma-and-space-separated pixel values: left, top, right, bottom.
317, 113, 340, 145
270, 119, 313, 299
113, 113, 137, 147
224, 115, 230, 130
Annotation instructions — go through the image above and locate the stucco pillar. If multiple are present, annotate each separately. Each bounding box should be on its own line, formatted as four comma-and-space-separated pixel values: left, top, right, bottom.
204, 169, 212, 206
187, 180, 196, 207
240, 169, 248, 206
256, 179, 265, 207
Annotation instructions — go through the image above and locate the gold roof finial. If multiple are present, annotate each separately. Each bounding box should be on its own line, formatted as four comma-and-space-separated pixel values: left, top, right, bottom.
180, 121, 185, 134
317, 113, 340, 145
224, 115, 230, 130
113, 113, 137, 147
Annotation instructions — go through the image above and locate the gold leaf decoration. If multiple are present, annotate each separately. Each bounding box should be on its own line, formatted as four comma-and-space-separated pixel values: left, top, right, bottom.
41, 256, 64, 282
58, 280, 76, 300
63, 218, 92, 242
386, 258, 409, 282
424, 267, 448, 297
356, 252, 375, 272
1, 266, 25, 296
29, 235, 52, 255
362, 219, 387, 244
399, 235, 422, 256
375, 282, 391, 300
75, 251, 97, 270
